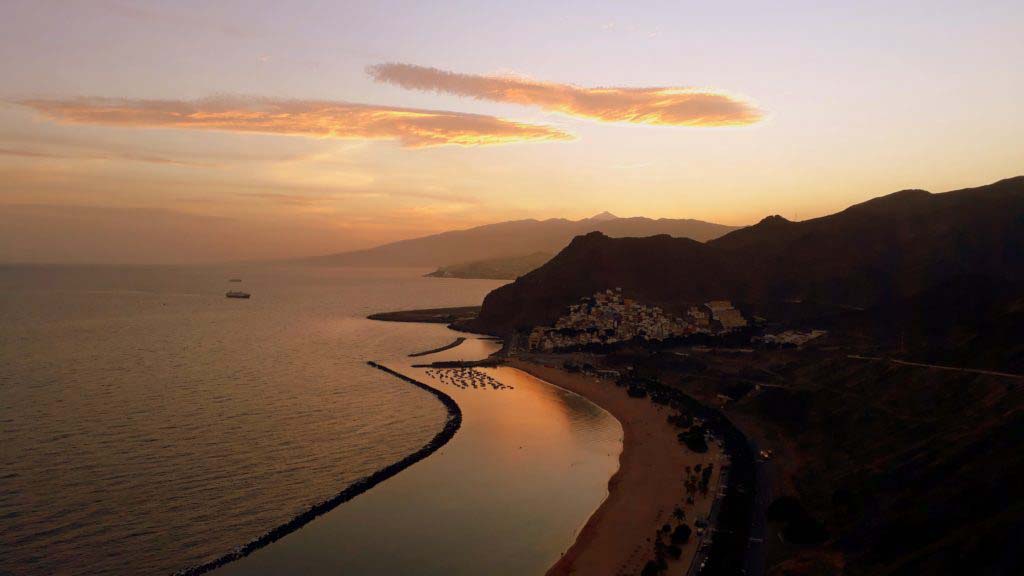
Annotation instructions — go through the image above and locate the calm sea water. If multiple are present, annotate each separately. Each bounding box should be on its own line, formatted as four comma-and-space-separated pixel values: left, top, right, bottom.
218, 338, 623, 576
0, 265, 501, 575
0, 265, 622, 576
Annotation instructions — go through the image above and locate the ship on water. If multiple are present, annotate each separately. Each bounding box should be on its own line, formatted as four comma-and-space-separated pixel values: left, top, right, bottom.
226, 291, 250, 299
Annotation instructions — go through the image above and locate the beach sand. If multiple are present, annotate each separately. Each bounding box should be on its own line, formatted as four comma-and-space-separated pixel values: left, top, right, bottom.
509, 359, 723, 576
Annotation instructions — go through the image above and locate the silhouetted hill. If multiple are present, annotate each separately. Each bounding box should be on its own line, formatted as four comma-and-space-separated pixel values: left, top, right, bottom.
472, 177, 1024, 337
471, 232, 738, 332
712, 177, 1024, 305
301, 214, 739, 268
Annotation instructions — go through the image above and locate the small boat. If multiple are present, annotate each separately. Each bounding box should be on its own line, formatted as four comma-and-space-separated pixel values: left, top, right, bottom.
226, 291, 251, 299
228, 278, 242, 283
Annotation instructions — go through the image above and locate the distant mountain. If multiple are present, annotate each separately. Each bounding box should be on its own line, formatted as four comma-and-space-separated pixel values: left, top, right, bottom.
303, 213, 739, 269
425, 252, 553, 280
471, 177, 1024, 343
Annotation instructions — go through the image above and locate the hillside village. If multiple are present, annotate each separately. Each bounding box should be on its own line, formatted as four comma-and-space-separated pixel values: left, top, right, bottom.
527, 288, 748, 352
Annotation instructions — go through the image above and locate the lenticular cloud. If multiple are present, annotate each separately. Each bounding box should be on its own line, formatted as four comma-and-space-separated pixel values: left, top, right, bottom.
17, 97, 574, 148
368, 63, 764, 127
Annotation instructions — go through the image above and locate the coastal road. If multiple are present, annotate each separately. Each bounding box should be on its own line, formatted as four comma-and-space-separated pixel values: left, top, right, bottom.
686, 453, 728, 576
847, 355, 1023, 380
745, 455, 772, 576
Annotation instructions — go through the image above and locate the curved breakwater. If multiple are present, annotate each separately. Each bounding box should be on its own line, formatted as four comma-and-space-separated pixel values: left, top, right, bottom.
408, 337, 468, 357
207, 336, 623, 576
174, 361, 462, 575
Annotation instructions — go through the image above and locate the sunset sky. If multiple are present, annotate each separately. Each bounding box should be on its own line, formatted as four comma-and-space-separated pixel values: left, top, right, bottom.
1, 0, 1021, 263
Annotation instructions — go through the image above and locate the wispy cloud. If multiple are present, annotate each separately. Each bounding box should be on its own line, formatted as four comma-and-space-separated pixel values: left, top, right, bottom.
0, 146, 216, 167
15, 97, 574, 148
236, 187, 481, 206
41, 0, 264, 39
368, 63, 764, 127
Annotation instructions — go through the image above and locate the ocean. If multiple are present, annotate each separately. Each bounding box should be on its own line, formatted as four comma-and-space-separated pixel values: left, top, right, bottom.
0, 265, 621, 575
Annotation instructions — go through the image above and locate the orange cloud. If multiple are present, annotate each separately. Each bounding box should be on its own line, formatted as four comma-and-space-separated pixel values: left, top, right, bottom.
368, 63, 764, 127
16, 97, 573, 148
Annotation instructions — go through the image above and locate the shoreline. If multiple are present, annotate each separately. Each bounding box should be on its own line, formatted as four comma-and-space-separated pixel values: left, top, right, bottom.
509, 359, 723, 576
172, 362, 462, 576
366, 306, 480, 324
177, 317, 715, 576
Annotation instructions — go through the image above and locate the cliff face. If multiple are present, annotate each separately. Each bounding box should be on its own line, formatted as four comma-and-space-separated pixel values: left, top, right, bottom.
471, 177, 1024, 336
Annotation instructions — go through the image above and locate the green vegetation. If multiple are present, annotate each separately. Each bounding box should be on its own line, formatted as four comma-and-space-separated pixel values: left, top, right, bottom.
626, 385, 647, 398
641, 557, 667, 575
670, 523, 692, 545
676, 427, 708, 453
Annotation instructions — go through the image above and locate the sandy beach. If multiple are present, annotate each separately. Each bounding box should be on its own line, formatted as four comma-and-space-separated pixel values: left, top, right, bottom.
509, 359, 723, 576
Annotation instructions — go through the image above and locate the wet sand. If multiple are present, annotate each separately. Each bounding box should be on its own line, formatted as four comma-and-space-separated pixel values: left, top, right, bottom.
509, 359, 723, 576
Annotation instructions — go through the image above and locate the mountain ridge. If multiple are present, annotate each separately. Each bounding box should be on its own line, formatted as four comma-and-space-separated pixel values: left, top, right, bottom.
302, 214, 740, 269
471, 176, 1024, 340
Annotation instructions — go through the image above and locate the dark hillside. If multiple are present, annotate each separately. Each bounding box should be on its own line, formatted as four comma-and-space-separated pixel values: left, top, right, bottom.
472, 177, 1024, 337
729, 355, 1024, 575
472, 232, 736, 332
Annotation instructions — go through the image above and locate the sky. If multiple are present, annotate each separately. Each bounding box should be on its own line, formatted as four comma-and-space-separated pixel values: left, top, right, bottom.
1, 0, 1022, 264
